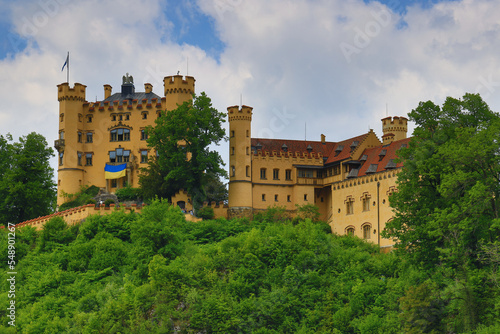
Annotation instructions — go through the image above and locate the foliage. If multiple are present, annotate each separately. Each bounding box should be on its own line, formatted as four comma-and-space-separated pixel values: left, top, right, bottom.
295, 203, 321, 222
59, 185, 100, 211
383, 93, 500, 332
197, 206, 214, 220
115, 183, 141, 202
0, 132, 56, 225
203, 174, 228, 204
1, 201, 418, 333
140, 92, 227, 209
104, 199, 115, 207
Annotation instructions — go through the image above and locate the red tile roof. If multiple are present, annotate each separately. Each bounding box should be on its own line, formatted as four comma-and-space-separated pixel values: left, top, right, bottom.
357, 137, 411, 177
251, 133, 370, 163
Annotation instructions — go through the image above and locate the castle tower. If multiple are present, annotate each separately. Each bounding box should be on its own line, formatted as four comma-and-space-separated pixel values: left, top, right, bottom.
56, 82, 87, 205
381, 116, 408, 144
227, 105, 253, 219
163, 75, 195, 111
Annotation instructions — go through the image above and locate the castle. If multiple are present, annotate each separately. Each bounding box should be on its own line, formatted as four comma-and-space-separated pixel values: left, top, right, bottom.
55, 74, 195, 208
55, 73, 409, 248
227, 105, 409, 248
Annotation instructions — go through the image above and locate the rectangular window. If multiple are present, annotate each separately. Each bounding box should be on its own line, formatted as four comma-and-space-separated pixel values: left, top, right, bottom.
231, 130, 235, 137
86, 132, 93, 143
346, 199, 354, 215
262, 194, 266, 201
141, 129, 148, 140
285, 169, 292, 180
273, 169, 279, 180
141, 150, 148, 163
231, 147, 235, 155
260, 168, 266, 180
77, 152, 82, 166
298, 170, 313, 178
85, 153, 93, 166
275, 194, 278, 202
142, 112, 147, 119
287, 195, 291, 202
59, 152, 63, 165
246, 166, 250, 177
78, 132, 82, 143
231, 166, 235, 177
87, 115, 93, 123
363, 197, 370, 212
111, 179, 117, 188
304, 194, 308, 201
333, 165, 340, 175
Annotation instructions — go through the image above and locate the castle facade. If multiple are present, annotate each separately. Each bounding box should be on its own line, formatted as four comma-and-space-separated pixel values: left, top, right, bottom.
55, 74, 195, 206
56, 73, 408, 247
227, 105, 409, 248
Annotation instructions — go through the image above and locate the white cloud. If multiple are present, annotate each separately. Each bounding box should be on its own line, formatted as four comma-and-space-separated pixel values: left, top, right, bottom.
2, 0, 500, 177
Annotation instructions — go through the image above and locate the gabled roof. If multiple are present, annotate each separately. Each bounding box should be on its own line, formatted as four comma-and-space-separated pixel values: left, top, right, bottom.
324, 133, 371, 164
356, 138, 411, 177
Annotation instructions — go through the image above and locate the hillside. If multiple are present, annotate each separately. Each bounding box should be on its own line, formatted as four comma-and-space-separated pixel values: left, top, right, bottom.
1, 201, 500, 333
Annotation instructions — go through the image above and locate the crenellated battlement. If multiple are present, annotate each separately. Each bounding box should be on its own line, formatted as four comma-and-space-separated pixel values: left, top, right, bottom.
227, 105, 253, 121
382, 116, 408, 131
252, 149, 323, 165
381, 116, 408, 144
58, 82, 87, 102
163, 75, 195, 96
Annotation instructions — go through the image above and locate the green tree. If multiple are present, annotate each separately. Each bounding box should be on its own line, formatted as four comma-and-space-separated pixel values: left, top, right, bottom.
140, 93, 227, 209
0, 132, 56, 225
383, 93, 500, 330
384, 93, 500, 268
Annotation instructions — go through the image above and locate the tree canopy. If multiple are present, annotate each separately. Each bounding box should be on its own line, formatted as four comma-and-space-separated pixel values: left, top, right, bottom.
0, 132, 56, 225
384, 93, 500, 269
383, 93, 500, 331
140, 92, 227, 209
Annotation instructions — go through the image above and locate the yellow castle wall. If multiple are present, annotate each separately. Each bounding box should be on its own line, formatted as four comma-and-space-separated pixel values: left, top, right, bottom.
56, 75, 195, 206
329, 169, 400, 248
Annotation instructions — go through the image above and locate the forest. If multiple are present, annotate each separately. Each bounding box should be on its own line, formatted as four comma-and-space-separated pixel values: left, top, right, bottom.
1, 199, 500, 333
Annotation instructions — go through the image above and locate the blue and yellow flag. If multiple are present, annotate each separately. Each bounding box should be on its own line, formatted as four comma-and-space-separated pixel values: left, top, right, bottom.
104, 163, 127, 179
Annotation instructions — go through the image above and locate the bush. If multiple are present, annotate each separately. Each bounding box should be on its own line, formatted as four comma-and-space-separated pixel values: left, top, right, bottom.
104, 199, 115, 207
115, 184, 141, 202
197, 206, 214, 220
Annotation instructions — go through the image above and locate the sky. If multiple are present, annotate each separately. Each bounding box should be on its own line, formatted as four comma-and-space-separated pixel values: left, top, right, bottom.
1, 0, 499, 178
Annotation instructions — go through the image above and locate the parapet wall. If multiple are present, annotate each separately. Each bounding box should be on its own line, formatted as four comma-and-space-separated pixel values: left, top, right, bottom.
15, 204, 145, 230
13, 200, 229, 231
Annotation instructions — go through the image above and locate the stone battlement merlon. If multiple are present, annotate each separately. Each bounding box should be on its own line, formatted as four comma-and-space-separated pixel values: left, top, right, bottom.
57, 82, 87, 101
163, 75, 195, 96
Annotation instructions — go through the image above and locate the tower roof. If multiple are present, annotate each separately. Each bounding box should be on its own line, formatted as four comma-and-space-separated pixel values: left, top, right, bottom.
99, 91, 161, 105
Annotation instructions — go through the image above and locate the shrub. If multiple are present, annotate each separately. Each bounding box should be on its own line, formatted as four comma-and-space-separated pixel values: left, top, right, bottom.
115, 184, 141, 202
104, 199, 115, 207
197, 207, 214, 220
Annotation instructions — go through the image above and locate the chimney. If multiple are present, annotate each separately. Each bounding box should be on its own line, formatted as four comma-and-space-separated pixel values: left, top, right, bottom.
104, 84, 112, 99
321, 134, 326, 144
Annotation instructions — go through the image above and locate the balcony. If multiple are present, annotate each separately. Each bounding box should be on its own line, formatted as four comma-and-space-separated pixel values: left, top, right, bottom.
54, 139, 65, 151
297, 177, 323, 186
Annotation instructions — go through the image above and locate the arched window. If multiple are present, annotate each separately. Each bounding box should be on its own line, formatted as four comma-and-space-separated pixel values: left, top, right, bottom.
345, 226, 355, 236
362, 223, 371, 239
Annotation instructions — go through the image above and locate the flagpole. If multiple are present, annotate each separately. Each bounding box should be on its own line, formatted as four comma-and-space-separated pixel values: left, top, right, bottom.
67, 52, 69, 84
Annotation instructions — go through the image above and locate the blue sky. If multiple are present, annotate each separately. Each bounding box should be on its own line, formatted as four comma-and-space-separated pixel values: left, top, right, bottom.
0, 0, 499, 175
